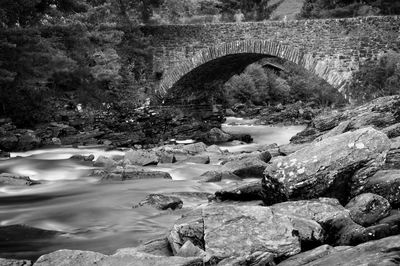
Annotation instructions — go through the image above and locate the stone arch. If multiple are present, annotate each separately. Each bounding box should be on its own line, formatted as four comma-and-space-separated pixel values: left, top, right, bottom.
158, 40, 353, 95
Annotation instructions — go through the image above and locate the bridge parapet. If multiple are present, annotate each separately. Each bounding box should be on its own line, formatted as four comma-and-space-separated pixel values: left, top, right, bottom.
140, 16, 400, 96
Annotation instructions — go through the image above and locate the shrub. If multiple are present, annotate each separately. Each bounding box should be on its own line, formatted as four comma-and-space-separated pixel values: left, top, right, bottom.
346, 51, 400, 103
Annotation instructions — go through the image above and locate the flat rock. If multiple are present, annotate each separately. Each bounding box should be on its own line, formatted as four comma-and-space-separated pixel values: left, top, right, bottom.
202, 205, 322, 262
101, 169, 172, 181
124, 149, 159, 166
345, 193, 391, 226
0, 173, 39, 186
363, 170, 400, 208
263, 127, 391, 205
34, 249, 203, 266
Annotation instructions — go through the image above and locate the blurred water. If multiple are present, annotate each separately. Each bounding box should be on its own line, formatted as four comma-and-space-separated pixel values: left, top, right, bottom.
0, 118, 304, 260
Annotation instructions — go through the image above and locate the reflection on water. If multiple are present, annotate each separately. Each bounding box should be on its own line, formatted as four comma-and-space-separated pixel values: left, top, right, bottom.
0, 118, 304, 260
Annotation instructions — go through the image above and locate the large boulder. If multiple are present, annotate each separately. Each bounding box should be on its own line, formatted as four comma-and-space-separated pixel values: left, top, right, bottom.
16, 130, 41, 151
0, 173, 39, 186
263, 127, 391, 205
202, 205, 322, 262
363, 170, 400, 208
124, 149, 159, 166
345, 193, 391, 226
168, 205, 324, 263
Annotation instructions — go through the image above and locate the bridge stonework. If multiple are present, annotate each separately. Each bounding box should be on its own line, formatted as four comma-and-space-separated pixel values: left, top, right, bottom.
141, 16, 400, 96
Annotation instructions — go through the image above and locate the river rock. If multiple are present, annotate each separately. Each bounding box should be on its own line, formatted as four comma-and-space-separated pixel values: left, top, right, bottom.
168, 209, 205, 255
93, 156, 116, 168
169, 205, 324, 263
102, 168, 172, 181
134, 194, 183, 210
198, 171, 240, 182
214, 181, 263, 201
124, 149, 159, 166
70, 154, 95, 161
182, 142, 207, 154
0, 258, 31, 266
382, 122, 400, 138
271, 198, 349, 224
157, 152, 176, 164
198, 128, 231, 144
222, 157, 267, 178
202, 205, 322, 262
363, 170, 400, 208
345, 193, 391, 226
291, 235, 400, 265
217, 251, 275, 266
115, 237, 172, 257
205, 145, 223, 154
278, 143, 309, 155
34, 249, 203, 266
184, 155, 210, 164
176, 240, 206, 258
0, 173, 39, 186
277, 244, 351, 266
383, 137, 400, 169
263, 127, 391, 205
291, 95, 400, 144
323, 214, 400, 246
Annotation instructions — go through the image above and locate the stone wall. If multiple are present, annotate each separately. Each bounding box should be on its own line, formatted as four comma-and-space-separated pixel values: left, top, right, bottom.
140, 16, 400, 95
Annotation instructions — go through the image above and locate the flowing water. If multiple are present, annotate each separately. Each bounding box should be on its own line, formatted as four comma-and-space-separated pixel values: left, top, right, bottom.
0, 118, 305, 260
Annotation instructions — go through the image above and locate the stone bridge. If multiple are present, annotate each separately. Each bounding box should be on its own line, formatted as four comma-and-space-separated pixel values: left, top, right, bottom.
141, 16, 400, 96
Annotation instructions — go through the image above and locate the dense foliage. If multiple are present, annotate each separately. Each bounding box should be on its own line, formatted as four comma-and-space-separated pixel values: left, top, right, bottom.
346, 51, 400, 103
0, 0, 157, 127
222, 62, 347, 107
299, 0, 400, 19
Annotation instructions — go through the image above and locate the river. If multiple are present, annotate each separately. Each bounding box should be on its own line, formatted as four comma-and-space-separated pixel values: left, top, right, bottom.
0, 118, 304, 260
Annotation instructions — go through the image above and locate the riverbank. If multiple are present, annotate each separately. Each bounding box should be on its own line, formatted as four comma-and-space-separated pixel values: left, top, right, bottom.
1, 95, 400, 265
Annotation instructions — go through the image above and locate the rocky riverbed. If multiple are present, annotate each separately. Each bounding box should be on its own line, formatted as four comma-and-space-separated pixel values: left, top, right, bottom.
1, 95, 400, 265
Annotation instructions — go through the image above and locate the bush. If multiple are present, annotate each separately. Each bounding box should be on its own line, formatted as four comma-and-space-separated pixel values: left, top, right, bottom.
346, 51, 400, 103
